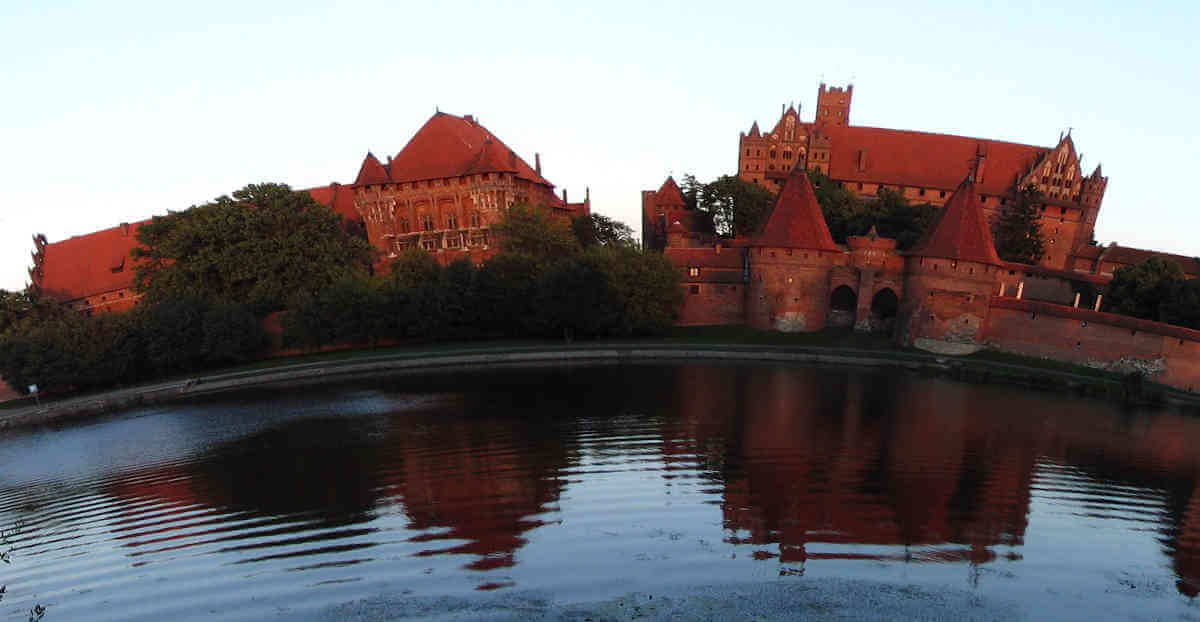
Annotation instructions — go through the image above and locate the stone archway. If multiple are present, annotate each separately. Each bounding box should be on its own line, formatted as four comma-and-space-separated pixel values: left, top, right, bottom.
828, 285, 857, 329
870, 288, 899, 335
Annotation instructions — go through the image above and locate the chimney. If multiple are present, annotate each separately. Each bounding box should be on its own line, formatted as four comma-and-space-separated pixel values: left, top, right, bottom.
535, 153, 542, 175
562, 189, 568, 203
120, 222, 130, 236
387, 156, 392, 166
465, 114, 474, 123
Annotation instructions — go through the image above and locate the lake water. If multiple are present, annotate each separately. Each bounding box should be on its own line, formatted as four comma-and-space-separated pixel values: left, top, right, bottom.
3, 362, 1200, 620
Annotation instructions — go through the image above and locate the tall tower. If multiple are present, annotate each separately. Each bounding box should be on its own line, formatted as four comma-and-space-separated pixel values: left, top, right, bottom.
815, 83, 853, 128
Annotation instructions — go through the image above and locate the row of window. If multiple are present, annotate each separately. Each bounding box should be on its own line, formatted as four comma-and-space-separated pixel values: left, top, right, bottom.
396, 212, 484, 233
381, 173, 502, 191
397, 230, 491, 252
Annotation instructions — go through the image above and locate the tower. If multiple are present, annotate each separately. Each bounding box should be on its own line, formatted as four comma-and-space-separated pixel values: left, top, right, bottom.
815, 83, 853, 128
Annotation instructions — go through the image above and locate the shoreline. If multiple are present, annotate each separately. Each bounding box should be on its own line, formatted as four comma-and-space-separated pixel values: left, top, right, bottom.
2, 337, 1194, 431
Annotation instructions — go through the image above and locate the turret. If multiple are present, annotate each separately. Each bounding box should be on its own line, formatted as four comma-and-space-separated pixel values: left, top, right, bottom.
815, 82, 853, 127
898, 176, 1002, 348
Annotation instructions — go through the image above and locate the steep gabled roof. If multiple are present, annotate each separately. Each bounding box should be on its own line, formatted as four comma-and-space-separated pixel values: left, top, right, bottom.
385, 112, 553, 187
910, 177, 1001, 265
304, 183, 360, 222
825, 125, 1048, 197
656, 176, 686, 207
752, 168, 840, 251
40, 221, 150, 303
354, 152, 390, 185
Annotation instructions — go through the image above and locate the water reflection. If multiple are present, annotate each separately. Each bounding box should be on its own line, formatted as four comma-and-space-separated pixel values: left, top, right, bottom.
9, 362, 1200, 621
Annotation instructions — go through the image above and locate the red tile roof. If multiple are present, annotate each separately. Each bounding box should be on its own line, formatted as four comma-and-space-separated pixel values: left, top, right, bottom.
656, 176, 686, 208
752, 168, 841, 251
303, 183, 360, 222
354, 153, 390, 185
1072, 244, 1200, 277
40, 221, 149, 303
910, 177, 1001, 265
385, 112, 553, 187
826, 125, 1048, 197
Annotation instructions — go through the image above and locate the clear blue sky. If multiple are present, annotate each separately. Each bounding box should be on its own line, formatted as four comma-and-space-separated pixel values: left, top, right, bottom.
2, 0, 1197, 291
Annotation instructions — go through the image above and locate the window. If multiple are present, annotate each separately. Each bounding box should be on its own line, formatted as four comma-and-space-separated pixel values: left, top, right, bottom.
421, 238, 438, 251
470, 212, 481, 227
688, 285, 700, 295
470, 231, 489, 247
423, 214, 435, 231
919, 188, 926, 196
688, 267, 700, 277
447, 234, 462, 249
745, 149, 750, 156
399, 217, 410, 233
769, 151, 776, 159
939, 190, 946, 199
447, 213, 458, 229
783, 151, 792, 159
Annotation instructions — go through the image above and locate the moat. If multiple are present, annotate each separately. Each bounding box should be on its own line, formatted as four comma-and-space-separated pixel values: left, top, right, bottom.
3, 361, 1200, 621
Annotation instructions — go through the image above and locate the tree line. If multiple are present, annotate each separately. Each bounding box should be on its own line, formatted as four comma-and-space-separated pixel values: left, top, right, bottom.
0, 185, 678, 397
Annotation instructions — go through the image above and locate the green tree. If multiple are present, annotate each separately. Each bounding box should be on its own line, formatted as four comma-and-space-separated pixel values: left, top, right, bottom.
491, 203, 580, 264
695, 175, 776, 238
572, 213, 635, 248
475, 252, 541, 336
992, 185, 1046, 264
535, 258, 620, 340
1161, 278, 1200, 329
1103, 257, 1186, 322
133, 183, 373, 312
389, 248, 442, 290
579, 245, 682, 336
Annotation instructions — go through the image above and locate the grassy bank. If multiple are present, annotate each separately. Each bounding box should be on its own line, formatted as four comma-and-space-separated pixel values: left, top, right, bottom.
1, 326, 1193, 420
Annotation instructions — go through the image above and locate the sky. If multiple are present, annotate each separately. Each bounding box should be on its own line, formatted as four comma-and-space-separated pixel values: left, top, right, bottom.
1, 0, 1198, 291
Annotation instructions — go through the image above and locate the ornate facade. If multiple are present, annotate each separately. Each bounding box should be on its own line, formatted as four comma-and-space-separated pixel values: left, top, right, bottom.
308, 112, 590, 266
736, 84, 1109, 271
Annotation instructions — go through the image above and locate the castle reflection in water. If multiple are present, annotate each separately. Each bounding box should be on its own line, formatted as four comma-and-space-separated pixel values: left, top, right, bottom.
102, 364, 1200, 596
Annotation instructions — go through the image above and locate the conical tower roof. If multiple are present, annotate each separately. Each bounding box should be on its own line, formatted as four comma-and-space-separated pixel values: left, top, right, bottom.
752, 168, 840, 251
656, 176, 686, 208
910, 176, 1001, 265
354, 152, 391, 185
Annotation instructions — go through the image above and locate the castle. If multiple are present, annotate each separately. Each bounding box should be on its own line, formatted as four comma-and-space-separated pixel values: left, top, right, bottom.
29, 112, 590, 314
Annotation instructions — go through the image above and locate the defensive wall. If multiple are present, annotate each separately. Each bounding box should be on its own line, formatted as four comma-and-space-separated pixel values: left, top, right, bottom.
983, 297, 1200, 392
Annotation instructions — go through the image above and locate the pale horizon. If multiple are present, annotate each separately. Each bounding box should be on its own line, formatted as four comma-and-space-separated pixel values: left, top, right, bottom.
3, 0, 1197, 291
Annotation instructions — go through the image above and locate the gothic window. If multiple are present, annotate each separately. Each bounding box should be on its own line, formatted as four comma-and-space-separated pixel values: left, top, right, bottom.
421, 238, 438, 251
423, 214, 435, 231
770, 151, 776, 159
447, 213, 458, 229
447, 234, 462, 249
470, 230, 489, 247
470, 212, 481, 227
399, 217, 410, 233
783, 151, 792, 159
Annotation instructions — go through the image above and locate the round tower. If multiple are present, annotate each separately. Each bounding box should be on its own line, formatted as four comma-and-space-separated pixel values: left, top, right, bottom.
746, 168, 845, 332
898, 176, 1002, 349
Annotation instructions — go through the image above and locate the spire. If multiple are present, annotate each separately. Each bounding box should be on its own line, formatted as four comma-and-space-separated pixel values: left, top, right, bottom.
910, 176, 1001, 265
354, 152, 390, 185
752, 168, 840, 251
748, 121, 761, 138
1092, 163, 1103, 178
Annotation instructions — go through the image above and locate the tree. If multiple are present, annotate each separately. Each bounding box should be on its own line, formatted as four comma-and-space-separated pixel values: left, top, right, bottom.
806, 170, 938, 250
1103, 257, 1186, 322
389, 248, 442, 290
572, 213, 634, 248
1161, 278, 1200, 330
133, 183, 374, 313
992, 185, 1046, 265
491, 203, 580, 264
695, 175, 776, 238
535, 258, 621, 340
579, 245, 682, 336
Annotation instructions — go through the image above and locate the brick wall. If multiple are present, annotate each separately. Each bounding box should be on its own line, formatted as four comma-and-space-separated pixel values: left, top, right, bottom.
747, 248, 841, 332
678, 282, 746, 325
0, 378, 19, 403
984, 297, 1200, 391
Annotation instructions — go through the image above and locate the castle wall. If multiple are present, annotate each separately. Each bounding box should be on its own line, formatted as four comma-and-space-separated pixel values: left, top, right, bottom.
678, 282, 746, 326
982, 297, 1200, 391
747, 248, 841, 332
0, 378, 19, 403
898, 258, 1000, 345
